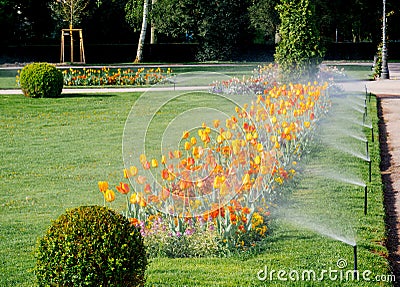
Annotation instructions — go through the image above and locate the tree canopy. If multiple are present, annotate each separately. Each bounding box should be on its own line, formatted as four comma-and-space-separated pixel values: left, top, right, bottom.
1, 0, 400, 60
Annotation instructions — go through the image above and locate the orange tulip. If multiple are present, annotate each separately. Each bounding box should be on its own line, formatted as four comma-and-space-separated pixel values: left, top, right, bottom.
182, 131, 189, 139
242, 206, 251, 214
144, 183, 152, 193
161, 169, 169, 180
116, 182, 130, 194
129, 218, 139, 226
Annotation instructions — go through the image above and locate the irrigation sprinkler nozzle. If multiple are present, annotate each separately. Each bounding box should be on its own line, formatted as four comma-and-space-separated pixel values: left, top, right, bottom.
368, 160, 372, 183
371, 127, 374, 143
354, 244, 358, 278
364, 185, 368, 215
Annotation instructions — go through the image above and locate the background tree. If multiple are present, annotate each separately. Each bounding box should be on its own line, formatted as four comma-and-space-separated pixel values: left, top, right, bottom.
83, 0, 134, 44
151, 0, 252, 61
125, 0, 152, 62
49, 0, 90, 29
151, 0, 199, 42
274, 0, 324, 81
248, 0, 280, 43
0, 0, 53, 45
195, 0, 252, 61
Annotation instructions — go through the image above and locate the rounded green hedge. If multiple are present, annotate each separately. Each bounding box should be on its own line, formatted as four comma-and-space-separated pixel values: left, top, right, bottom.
19, 62, 63, 98
34, 205, 148, 287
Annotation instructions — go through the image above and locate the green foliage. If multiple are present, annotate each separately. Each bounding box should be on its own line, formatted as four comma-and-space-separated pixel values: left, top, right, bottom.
125, 0, 146, 32
18, 62, 63, 98
34, 205, 147, 287
144, 227, 227, 258
274, 0, 325, 81
49, 0, 90, 28
248, 0, 280, 42
151, 0, 199, 39
373, 42, 383, 80
195, 0, 252, 61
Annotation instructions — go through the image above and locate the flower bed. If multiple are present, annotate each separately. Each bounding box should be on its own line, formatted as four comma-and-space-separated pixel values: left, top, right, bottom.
62, 67, 172, 86
98, 65, 331, 257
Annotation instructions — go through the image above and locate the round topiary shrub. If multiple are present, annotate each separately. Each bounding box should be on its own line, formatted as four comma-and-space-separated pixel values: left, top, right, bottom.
19, 62, 63, 98
34, 205, 147, 287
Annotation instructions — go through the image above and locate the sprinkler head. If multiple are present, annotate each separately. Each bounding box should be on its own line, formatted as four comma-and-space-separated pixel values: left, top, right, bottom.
364, 185, 368, 215
371, 127, 374, 143
365, 141, 369, 160
353, 245, 358, 279
368, 160, 372, 183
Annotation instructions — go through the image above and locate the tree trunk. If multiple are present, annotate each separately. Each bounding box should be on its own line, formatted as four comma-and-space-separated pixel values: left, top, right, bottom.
135, 0, 149, 63
150, 0, 157, 44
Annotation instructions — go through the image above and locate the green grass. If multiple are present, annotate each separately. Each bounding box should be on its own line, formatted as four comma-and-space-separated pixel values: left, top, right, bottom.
0, 71, 392, 286
0, 69, 19, 88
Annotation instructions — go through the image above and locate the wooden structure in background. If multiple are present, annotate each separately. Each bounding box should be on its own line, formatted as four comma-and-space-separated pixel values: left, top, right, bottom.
60, 28, 85, 63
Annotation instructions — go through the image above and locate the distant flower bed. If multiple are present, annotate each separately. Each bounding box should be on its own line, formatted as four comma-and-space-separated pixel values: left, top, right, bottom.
62, 67, 172, 86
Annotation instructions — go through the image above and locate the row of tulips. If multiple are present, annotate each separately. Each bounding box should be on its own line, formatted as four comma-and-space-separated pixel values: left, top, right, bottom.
63, 67, 172, 86
98, 69, 331, 254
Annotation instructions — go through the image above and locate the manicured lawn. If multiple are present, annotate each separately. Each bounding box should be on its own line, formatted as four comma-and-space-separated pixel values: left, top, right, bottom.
0, 66, 392, 286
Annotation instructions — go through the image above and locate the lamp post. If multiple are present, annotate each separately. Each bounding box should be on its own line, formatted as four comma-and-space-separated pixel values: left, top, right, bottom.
381, 0, 390, 79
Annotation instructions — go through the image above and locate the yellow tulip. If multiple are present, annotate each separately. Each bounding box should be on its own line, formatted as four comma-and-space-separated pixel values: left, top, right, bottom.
104, 189, 115, 202
98, 181, 108, 193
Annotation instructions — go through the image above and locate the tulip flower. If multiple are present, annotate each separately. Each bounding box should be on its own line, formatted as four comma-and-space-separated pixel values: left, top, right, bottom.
98, 181, 108, 193
116, 182, 130, 194
104, 189, 115, 202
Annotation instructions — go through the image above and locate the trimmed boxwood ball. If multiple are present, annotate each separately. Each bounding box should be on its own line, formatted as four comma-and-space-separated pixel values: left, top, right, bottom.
19, 62, 63, 98
34, 205, 147, 287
